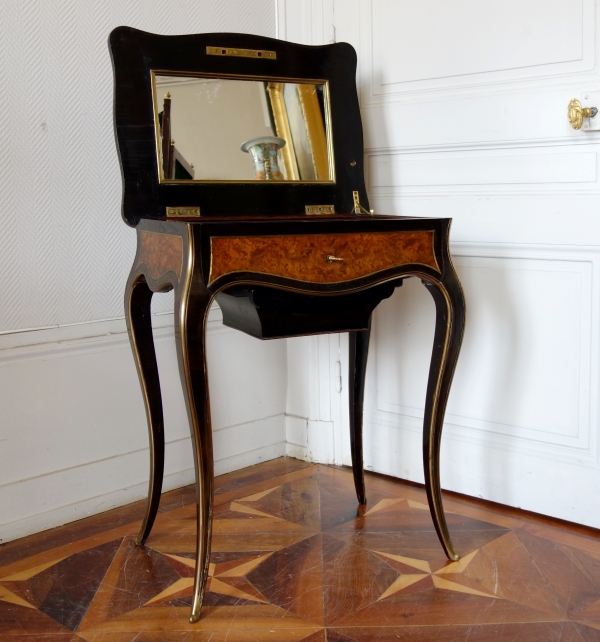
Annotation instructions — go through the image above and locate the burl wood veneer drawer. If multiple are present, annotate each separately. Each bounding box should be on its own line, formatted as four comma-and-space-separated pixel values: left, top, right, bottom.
209, 231, 439, 285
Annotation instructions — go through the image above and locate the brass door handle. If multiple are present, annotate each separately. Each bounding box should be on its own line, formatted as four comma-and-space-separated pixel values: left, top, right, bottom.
326, 255, 344, 262
568, 98, 598, 130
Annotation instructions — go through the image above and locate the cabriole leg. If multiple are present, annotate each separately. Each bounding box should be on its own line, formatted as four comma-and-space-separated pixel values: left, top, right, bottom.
174, 276, 214, 623
125, 273, 166, 546
348, 318, 372, 505
422, 269, 466, 561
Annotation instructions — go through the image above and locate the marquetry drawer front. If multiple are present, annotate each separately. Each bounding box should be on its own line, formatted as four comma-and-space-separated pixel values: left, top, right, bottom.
209, 231, 439, 285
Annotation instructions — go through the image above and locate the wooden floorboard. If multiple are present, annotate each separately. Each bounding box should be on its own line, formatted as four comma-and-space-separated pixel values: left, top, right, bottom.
2, 457, 600, 641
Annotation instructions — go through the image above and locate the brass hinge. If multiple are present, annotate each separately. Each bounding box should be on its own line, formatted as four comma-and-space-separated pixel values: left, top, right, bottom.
305, 204, 335, 215
352, 191, 374, 216
206, 46, 276, 60
166, 206, 200, 218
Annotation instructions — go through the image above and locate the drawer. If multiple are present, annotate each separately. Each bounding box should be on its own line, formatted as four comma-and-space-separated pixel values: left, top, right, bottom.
209, 230, 439, 285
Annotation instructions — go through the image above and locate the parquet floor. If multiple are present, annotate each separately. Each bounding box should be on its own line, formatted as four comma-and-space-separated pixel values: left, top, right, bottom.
3, 458, 600, 641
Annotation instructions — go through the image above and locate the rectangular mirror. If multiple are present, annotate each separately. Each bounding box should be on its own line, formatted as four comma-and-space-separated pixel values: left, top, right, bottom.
152, 73, 334, 183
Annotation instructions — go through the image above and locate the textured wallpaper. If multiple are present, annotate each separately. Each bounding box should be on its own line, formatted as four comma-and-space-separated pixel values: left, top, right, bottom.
0, 0, 275, 332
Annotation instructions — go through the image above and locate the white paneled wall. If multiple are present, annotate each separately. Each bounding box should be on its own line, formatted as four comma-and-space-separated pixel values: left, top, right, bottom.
0, 0, 286, 544
278, 0, 600, 529
276, 0, 349, 470
327, 0, 600, 528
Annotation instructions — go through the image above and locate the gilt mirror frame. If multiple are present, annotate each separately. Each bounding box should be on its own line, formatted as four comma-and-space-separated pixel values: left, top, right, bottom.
109, 27, 368, 225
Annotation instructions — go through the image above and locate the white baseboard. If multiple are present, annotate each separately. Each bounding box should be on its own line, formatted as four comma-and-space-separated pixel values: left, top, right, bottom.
285, 414, 308, 460
284, 414, 337, 464
306, 419, 335, 464
1, 434, 286, 545
214, 441, 287, 478
0, 309, 287, 544
1, 460, 195, 546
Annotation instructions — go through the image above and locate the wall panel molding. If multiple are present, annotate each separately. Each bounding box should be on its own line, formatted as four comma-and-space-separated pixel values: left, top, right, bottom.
285, 332, 344, 466
369, 242, 600, 468
368, 148, 599, 197
360, 416, 600, 529
276, 0, 333, 45
329, 0, 600, 528
354, 0, 600, 153
365, 136, 600, 156
359, 0, 598, 104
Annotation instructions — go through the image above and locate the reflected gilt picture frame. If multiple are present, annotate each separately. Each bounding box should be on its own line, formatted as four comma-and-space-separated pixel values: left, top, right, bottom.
150, 70, 335, 185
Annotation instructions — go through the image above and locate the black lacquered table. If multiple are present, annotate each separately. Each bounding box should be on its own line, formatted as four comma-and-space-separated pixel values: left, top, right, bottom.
110, 27, 466, 622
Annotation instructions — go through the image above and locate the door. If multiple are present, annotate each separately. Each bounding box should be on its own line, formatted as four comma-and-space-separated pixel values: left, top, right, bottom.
280, 0, 600, 527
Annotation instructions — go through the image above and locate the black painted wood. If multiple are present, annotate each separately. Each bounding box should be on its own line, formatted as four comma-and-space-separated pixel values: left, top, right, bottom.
109, 27, 368, 225
422, 271, 466, 561
173, 271, 214, 623
216, 282, 396, 339
112, 29, 467, 622
349, 316, 373, 506
124, 274, 165, 545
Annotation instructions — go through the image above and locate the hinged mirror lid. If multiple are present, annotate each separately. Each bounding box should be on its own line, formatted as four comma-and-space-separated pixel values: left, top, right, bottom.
109, 27, 368, 225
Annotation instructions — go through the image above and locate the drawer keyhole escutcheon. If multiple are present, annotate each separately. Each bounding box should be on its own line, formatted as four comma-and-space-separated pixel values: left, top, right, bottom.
326, 254, 344, 262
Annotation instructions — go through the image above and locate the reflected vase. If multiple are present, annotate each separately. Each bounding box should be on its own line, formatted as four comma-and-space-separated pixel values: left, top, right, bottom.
240, 136, 286, 180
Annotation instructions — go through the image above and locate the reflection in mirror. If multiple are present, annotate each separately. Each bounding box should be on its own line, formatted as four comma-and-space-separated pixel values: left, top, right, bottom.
153, 74, 333, 182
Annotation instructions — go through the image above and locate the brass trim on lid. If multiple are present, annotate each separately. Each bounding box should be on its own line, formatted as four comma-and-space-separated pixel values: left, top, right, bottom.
166, 206, 200, 218
305, 205, 335, 215
206, 46, 276, 60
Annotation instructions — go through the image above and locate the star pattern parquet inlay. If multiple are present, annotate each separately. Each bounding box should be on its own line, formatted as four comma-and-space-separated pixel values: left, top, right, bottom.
2, 458, 600, 641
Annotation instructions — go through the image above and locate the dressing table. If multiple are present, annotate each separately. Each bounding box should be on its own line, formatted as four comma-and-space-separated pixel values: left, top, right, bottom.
109, 28, 466, 623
